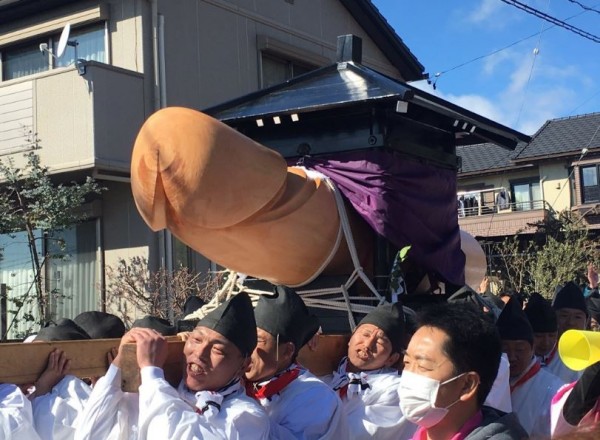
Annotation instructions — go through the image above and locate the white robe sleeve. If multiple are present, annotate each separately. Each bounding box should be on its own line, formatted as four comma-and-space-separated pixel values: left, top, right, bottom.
344, 375, 416, 440
73, 364, 138, 440
268, 386, 347, 440
137, 367, 269, 440
0, 383, 42, 440
32, 375, 91, 440
484, 353, 512, 413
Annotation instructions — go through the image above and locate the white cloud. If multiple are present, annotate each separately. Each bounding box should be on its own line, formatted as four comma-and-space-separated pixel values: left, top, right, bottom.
410, 81, 578, 136
409, 80, 509, 126
409, 49, 592, 136
482, 50, 513, 75
466, 0, 503, 24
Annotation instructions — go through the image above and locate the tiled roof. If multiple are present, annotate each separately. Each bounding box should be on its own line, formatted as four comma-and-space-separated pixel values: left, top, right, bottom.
515, 112, 600, 160
457, 142, 527, 175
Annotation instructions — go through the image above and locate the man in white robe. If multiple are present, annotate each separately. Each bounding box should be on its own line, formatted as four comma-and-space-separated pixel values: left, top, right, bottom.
498, 297, 564, 437
327, 302, 417, 439
0, 383, 41, 440
75, 293, 270, 440
245, 286, 347, 439
549, 282, 588, 384
29, 319, 93, 440
30, 353, 91, 440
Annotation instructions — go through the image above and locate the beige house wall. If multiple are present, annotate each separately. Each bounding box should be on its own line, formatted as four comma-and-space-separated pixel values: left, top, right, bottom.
158, 0, 402, 109
539, 162, 571, 212
458, 169, 540, 193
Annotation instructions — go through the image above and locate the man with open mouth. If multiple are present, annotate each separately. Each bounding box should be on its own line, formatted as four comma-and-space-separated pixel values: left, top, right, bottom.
75, 292, 269, 440
327, 301, 417, 439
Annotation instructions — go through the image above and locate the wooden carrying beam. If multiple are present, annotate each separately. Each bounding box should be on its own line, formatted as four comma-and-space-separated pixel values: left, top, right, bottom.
0, 335, 348, 392
0, 338, 185, 392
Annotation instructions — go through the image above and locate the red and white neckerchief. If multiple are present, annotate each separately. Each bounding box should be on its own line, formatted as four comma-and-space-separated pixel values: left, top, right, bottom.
540, 345, 557, 367
510, 357, 541, 393
178, 378, 242, 419
247, 364, 302, 406
331, 356, 376, 400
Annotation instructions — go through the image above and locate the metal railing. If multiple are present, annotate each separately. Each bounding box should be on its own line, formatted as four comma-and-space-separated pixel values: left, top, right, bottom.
458, 199, 550, 217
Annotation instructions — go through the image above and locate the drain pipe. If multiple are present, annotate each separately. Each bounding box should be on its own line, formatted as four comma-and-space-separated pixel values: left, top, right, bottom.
148, 0, 173, 319
149, 0, 161, 111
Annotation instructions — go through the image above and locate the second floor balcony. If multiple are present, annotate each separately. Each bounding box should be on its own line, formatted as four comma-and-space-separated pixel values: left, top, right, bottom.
0, 61, 145, 175
457, 188, 551, 237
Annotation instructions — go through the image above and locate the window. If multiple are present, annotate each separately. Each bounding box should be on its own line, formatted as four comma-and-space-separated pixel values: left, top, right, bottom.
581, 165, 600, 204
48, 221, 99, 321
0, 230, 42, 339
0, 221, 99, 339
261, 53, 315, 88
172, 236, 211, 274
1, 23, 106, 81
2, 41, 50, 80
52, 24, 106, 68
512, 180, 542, 211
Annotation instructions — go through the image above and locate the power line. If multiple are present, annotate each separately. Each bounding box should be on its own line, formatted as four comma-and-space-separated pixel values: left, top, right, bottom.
499, 0, 600, 43
565, 0, 600, 15
430, 3, 597, 87
567, 88, 600, 115
514, 0, 549, 128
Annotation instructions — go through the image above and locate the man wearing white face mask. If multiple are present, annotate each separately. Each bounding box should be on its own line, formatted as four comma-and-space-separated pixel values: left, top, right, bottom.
401, 302, 528, 440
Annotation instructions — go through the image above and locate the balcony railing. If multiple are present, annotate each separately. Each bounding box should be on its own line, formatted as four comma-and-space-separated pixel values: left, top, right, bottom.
0, 61, 145, 174
457, 197, 552, 237
458, 200, 549, 217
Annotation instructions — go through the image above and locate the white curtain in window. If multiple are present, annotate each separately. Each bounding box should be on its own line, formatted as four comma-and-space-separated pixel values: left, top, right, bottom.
0, 231, 42, 339
48, 221, 99, 321
3, 45, 49, 80
54, 26, 106, 68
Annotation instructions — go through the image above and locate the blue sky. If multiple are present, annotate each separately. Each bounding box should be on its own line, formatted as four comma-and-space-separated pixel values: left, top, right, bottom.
372, 0, 600, 135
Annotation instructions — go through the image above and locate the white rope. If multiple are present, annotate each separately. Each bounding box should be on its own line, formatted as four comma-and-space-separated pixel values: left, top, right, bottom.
184, 174, 388, 327
288, 172, 343, 288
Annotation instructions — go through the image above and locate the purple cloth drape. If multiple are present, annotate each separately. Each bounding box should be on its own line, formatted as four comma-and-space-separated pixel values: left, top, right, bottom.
298, 149, 464, 286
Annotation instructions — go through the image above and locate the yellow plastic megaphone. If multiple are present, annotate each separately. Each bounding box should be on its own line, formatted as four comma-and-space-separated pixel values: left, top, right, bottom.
558, 329, 600, 371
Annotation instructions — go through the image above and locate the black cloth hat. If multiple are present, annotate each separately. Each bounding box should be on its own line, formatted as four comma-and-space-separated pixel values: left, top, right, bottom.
357, 301, 405, 353
447, 285, 502, 322
254, 286, 320, 350
586, 296, 600, 323
196, 292, 257, 357
553, 281, 588, 316
73, 311, 126, 339
132, 316, 176, 336
524, 292, 557, 333
183, 296, 206, 317
496, 297, 534, 345
35, 318, 91, 341
482, 293, 506, 311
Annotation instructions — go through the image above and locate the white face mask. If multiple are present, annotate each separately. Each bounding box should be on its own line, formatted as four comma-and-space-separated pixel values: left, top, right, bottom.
399, 369, 465, 428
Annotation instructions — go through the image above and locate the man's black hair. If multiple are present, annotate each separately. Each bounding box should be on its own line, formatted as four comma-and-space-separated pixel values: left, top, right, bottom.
417, 302, 502, 406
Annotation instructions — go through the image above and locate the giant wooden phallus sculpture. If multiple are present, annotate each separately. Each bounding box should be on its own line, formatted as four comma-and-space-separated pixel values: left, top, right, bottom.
131, 107, 370, 287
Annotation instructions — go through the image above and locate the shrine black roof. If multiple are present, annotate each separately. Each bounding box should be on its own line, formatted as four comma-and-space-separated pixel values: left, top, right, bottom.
206, 61, 530, 150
